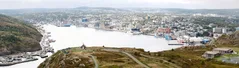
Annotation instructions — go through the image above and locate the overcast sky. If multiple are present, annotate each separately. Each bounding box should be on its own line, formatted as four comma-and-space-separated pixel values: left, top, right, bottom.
0, 0, 238, 9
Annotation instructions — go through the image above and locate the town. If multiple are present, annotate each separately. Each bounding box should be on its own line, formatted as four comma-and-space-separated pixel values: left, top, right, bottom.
10, 8, 239, 46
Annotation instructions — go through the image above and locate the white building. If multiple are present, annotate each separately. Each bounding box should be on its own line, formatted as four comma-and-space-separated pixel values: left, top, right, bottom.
213, 28, 227, 34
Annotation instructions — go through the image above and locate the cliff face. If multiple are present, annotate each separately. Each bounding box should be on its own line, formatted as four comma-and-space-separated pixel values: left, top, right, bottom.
0, 14, 42, 55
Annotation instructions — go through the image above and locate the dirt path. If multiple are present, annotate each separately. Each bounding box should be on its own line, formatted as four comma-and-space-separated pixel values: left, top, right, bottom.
103, 49, 150, 68
90, 55, 99, 68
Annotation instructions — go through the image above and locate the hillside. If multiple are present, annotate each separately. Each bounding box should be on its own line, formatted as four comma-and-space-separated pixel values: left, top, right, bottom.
215, 31, 239, 46
0, 14, 42, 55
39, 47, 180, 68
39, 46, 239, 68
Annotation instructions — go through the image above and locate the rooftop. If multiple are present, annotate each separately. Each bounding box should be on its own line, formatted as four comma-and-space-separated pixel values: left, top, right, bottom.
205, 51, 220, 55
213, 48, 232, 51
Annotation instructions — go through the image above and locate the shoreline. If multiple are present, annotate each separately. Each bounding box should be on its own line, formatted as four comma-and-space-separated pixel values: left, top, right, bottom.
0, 24, 54, 66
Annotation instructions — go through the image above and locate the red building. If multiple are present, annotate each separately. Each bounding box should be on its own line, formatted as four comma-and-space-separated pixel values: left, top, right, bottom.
157, 28, 171, 33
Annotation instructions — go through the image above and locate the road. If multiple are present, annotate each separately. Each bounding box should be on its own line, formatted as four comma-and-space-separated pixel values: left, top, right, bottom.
103, 49, 150, 68
122, 51, 150, 68
90, 55, 99, 68
140, 54, 181, 68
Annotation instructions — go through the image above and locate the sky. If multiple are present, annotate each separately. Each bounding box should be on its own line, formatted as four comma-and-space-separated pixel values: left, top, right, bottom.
0, 0, 238, 9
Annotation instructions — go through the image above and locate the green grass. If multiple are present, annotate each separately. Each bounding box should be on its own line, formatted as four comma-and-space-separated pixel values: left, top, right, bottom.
155, 46, 239, 68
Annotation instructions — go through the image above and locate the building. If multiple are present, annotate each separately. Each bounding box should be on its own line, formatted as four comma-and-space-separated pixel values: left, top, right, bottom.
213, 28, 228, 34
157, 28, 171, 33
82, 18, 88, 22
202, 48, 234, 59
99, 23, 106, 29
236, 27, 239, 31
202, 51, 221, 59
213, 48, 234, 54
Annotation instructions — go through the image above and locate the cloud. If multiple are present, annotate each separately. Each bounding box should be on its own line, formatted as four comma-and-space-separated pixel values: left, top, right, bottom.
0, 0, 238, 9
22, 0, 42, 3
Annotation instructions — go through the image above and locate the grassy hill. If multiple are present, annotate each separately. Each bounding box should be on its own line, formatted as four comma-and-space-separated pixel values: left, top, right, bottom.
39, 46, 239, 68
215, 31, 239, 46
39, 47, 179, 68
0, 14, 42, 55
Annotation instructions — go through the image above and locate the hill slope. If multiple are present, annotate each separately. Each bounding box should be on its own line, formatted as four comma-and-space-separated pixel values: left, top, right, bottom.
215, 31, 239, 46
39, 47, 179, 68
0, 14, 42, 55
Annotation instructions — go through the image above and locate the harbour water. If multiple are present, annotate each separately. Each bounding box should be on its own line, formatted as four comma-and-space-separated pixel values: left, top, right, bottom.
0, 24, 181, 68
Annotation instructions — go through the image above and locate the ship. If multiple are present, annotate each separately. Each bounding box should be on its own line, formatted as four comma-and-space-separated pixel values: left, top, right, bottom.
63, 24, 71, 27
60, 22, 72, 27
154, 33, 164, 38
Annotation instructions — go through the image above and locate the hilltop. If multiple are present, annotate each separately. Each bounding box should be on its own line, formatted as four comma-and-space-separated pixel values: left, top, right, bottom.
0, 14, 42, 55
39, 47, 180, 68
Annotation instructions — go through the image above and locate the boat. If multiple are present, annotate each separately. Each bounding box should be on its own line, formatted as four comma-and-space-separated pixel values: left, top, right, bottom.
154, 33, 164, 38
62, 24, 71, 27
40, 54, 48, 58
168, 43, 184, 45
132, 32, 142, 35
47, 32, 51, 34
167, 39, 184, 46
48, 39, 56, 43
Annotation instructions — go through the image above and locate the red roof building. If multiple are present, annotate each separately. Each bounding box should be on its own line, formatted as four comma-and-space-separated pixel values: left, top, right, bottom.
157, 28, 171, 33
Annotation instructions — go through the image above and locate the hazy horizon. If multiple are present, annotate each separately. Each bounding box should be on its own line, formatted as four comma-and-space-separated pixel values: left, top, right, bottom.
1, 0, 239, 9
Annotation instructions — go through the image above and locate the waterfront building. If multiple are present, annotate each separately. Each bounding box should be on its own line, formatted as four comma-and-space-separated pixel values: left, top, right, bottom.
99, 22, 106, 29
213, 28, 227, 34
157, 28, 171, 33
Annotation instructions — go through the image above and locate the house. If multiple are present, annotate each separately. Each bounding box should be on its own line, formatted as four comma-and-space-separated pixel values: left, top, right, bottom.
213, 48, 234, 54
202, 48, 234, 59
202, 51, 221, 59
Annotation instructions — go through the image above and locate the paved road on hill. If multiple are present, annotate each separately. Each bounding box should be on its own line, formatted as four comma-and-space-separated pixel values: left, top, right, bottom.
103, 49, 150, 68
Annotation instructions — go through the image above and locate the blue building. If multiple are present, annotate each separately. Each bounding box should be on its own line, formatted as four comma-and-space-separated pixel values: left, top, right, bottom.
131, 28, 140, 32
164, 34, 172, 40
82, 18, 88, 22
63, 24, 71, 27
